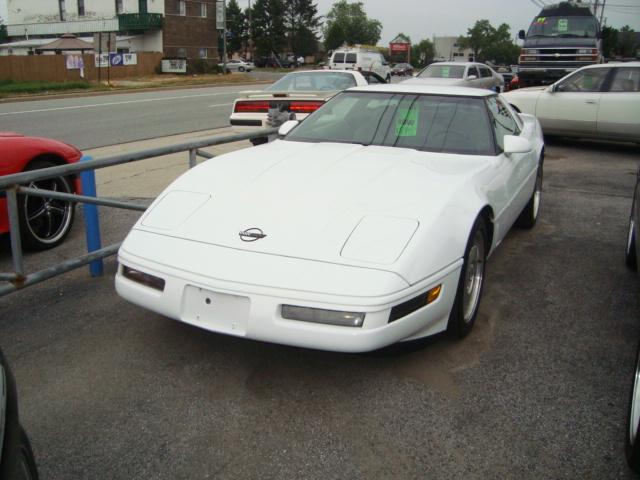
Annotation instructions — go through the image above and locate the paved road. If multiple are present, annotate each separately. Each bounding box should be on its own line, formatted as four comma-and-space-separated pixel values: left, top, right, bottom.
0, 82, 267, 150
1, 137, 639, 479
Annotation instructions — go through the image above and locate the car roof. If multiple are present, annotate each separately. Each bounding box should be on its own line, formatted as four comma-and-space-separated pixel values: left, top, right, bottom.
428, 61, 484, 67
347, 83, 496, 97
583, 61, 640, 68
283, 69, 361, 76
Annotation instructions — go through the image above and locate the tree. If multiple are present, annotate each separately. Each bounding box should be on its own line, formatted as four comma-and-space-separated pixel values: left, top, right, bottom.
411, 39, 434, 69
283, 0, 321, 57
226, 0, 245, 53
323, 0, 382, 51
251, 0, 286, 57
619, 25, 638, 58
458, 19, 519, 64
601, 26, 618, 59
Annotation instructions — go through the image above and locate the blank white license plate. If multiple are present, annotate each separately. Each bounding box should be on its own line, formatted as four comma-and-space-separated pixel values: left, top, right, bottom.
181, 286, 250, 336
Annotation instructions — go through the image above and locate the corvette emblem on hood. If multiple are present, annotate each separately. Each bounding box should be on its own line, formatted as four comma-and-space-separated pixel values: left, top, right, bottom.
239, 228, 267, 242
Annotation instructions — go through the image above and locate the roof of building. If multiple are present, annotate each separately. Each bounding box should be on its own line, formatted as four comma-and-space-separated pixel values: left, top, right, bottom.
37, 33, 93, 51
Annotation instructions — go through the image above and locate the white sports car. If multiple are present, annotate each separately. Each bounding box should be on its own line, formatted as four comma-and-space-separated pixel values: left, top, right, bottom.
116, 84, 544, 353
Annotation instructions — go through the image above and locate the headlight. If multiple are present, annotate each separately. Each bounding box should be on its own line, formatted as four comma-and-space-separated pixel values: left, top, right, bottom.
522, 49, 539, 54
577, 48, 597, 55
281, 305, 365, 327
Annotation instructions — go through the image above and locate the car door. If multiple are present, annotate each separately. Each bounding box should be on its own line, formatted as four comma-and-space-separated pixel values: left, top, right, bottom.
596, 66, 640, 141
486, 95, 536, 235
535, 67, 611, 136
478, 66, 494, 89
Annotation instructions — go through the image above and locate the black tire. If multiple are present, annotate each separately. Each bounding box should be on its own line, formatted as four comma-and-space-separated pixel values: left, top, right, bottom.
238, 66, 245, 72
627, 341, 640, 472
386, 75, 391, 83
626, 198, 638, 270
11, 428, 40, 480
18, 159, 75, 251
516, 160, 543, 229
447, 217, 488, 338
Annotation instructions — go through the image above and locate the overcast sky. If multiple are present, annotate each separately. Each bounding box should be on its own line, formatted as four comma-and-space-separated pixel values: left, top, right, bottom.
1, 0, 638, 45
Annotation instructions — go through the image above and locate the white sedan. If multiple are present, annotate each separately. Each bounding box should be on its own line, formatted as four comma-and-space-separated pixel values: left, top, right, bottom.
404, 62, 504, 91
503, 62, 640, 143
116, 84, 544, 353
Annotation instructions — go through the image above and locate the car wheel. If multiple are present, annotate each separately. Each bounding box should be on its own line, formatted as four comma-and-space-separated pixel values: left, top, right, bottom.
516, 160, 543, 229
447, 217, 487, 338
238, 66, 245, 72
626, 200, 637, 270
18, 159, 75, 251
386, 75, 391, 83
627, 341, 640, 472
250, 137, 269, 146
13, 428, 40, 480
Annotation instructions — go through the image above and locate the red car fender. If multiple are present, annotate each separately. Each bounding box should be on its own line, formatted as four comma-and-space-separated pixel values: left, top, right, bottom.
0, 134, 82, 234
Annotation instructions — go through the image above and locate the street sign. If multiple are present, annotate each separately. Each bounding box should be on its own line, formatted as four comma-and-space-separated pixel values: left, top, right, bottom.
216, 1, 225, 30
109, 52, 123, 66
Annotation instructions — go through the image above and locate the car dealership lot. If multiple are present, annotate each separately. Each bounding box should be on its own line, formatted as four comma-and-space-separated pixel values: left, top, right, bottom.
1, 137, 639, 479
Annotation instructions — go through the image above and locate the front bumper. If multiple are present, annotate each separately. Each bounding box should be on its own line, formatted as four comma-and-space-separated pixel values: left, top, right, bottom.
115, 232, 461, 353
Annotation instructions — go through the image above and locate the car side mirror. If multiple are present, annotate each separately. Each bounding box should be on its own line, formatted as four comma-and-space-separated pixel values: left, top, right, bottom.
518, 29, 526, 40
503, 135, 532, 155
467, 75, 477, 80
278, 120, 299, 136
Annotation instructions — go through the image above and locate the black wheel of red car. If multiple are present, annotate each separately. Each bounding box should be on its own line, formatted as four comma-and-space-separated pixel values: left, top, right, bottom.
18, 159, 75, 251
627, 341, 640, 472
516, 159, 543, 229
626, 198, 637, 270
447, 217, 487, 338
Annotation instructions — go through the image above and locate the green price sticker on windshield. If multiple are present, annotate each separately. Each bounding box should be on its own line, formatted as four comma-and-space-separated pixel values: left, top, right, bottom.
558, 18, 568, 32
442, 66, 450, 78
395, 107, 419, 137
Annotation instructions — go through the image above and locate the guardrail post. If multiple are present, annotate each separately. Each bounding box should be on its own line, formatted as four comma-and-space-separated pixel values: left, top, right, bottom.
188, 148, 197, 169
6, 186, 25, 281
80, 155, 103, 277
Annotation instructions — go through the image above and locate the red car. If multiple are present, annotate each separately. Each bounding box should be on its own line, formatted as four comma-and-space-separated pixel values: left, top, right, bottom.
0, 133, 82, 250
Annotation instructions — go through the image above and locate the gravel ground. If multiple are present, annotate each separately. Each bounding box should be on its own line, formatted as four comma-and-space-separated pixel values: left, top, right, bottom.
1, 137, 639, 479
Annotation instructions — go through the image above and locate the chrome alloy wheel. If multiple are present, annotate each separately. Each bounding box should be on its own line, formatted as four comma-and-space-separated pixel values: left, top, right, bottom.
631, 351, 640, 446
23, 178, 73, 246
462, 230, 485, 322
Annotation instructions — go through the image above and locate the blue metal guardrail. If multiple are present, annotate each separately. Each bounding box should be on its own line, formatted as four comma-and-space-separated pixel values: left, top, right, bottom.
0, 127, 278, 297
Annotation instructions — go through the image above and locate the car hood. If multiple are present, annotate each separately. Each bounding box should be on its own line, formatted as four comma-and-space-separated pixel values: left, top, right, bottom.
132, 141, 489, 275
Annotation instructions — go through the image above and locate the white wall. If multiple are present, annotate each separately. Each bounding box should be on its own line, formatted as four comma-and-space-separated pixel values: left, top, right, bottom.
6, 0, 163, 24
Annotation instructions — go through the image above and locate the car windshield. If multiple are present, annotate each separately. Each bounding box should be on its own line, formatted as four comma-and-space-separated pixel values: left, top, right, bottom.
527, 16, 598, 37
265, 72, 357, 92
285, 91, 495, 155
418, 65, 466, 79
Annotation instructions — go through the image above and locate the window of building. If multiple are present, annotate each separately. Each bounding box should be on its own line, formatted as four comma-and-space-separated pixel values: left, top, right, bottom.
59, 0, 66, 21
177, 47, 188, 58
199, 48, 207, 58
115, 0, 123, 14
77, 0, 85, 16
200, 3, 207, 17
178, 1, 186, 15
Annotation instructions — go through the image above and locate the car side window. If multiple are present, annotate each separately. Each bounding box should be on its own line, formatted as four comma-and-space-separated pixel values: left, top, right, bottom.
480, 67, 492, 78
557, 68, 610, 92
365, 73, 384, 84
468, 66, 480, 78
608, 68, 640, 92
486, 96, 520, 151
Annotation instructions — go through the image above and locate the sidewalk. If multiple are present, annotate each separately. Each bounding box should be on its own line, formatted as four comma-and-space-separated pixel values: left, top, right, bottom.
89, 127, 252, 198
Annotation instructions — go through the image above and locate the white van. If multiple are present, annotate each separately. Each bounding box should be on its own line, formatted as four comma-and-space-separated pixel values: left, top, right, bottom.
329, 47, 391, 81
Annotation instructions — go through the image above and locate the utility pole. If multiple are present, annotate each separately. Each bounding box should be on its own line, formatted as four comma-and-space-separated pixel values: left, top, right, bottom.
599, 0, 606, 25
247, 0, 253, 59
222, 0, 227, 73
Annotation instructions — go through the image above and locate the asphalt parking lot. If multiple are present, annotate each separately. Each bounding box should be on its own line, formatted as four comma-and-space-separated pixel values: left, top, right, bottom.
1, 137, 639, 479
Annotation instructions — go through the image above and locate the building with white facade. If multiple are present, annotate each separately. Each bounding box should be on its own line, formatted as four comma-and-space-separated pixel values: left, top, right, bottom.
432, 36, 475, 63
2, 0, 220, 61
